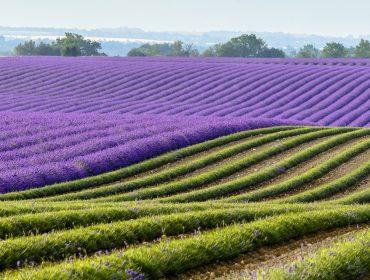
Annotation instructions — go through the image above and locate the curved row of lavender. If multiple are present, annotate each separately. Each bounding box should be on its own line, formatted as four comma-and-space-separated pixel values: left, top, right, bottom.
0, 56, 368, 126
0, 112, 298, 192
0, 56, 368, 192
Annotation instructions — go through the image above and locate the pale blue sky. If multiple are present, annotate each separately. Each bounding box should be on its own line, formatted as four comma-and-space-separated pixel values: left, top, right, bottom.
1, 0, 369, 36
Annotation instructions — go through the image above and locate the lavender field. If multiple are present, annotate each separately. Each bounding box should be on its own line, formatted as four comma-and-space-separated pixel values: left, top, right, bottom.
0, 56, 369, 192
0, 57, 369, 127
0, 56, 369, 279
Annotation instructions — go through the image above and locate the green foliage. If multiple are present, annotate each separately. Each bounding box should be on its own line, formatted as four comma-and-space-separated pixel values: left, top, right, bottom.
278, 161, 370, 203
0, 202, 246, 238
260, 47, 286, 58
160, 128, 364, 203
3, 208, 369, 279
55, 33, 105, 56
229, 138, 370, 202
334, 187, 370, 204
0, 206, 312, 269
14, 40, 37, 56
202, 46, 217, 57
296, 44, 320, 58
354, 39, 370, 58
202, 34, 286, 58
127, 43, 173, 56
213, 34, 267, 57
127, 40, 198, 57
60, 44, 81, 57
267, 229, 370, 280
126, 48, 147, 56
14, 33, 105, 57
321, 42, 348, 58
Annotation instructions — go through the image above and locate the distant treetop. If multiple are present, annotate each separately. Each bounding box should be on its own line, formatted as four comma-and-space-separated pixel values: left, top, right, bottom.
202, 34, 285, 58
14, 33, 106, 57
127, 40, 198, 57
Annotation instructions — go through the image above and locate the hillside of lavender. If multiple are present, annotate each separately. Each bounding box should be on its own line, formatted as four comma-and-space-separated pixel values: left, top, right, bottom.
0, 56, 369, 192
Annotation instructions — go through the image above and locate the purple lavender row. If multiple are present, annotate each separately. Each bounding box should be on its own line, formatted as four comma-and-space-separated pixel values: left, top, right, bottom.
0, 112, 300, 192
0, 57, 368, 126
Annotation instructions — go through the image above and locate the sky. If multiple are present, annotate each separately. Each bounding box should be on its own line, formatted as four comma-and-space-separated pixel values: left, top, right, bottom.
1, 0, 370, 36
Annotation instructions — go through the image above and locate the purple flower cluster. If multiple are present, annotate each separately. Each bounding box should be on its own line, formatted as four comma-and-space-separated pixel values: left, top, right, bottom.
0, 56, 368, 192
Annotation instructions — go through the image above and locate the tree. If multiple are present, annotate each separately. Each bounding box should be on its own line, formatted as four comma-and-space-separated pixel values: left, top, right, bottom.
127, 48, 147, 56
34, 42, 59, 56
14, 33, 105, 56
296, 44, 320, 58
14, 40, 36, 55
55, 33, 105, 56
354, 39, 370, 58
213, 34, 267, 57
202, 34, 285, 58
202, 46, 216, 57
260, 47, 286, 58
171, 40, 184, 56
127, 43, 172, 56
60, 45, 81, 57
321, 42, 347, 58
127, 41, 198, 57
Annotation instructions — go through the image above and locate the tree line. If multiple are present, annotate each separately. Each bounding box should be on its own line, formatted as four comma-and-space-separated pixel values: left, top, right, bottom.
14, 33, 370, 58
296, 40, 370, 58
128, 34, 370, 58
128, 34, 285, 58
14, 33, 106, 56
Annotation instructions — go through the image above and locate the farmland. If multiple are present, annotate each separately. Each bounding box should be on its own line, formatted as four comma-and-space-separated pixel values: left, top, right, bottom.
0, 57, 369, 279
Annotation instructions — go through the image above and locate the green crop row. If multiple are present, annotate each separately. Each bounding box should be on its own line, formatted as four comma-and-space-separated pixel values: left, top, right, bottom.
43, 127, 325, 202
0, 202, 342, 239
0, 205, 330, 270
266, 229, 369, 280
227, 139, 370, 202
160, 129, 370, 203
0, 198, 337, 218
3, 207, 369, 279
0, 202, 246, 238
78, 127, 353, 203
0, 126, 298, 201
276, 162, 370, 203
333, 187, 370, 204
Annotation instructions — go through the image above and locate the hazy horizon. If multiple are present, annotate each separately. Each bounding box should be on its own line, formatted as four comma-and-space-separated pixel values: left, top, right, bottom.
1, 0, 370, 37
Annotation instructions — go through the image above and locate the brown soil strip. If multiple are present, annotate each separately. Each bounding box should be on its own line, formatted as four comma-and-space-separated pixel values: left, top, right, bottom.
171, 224, 369, 280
